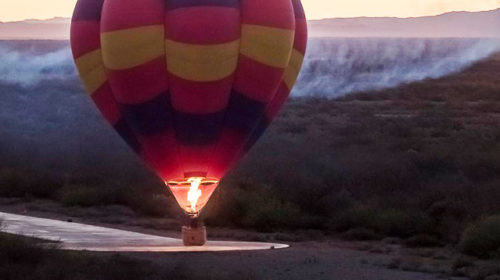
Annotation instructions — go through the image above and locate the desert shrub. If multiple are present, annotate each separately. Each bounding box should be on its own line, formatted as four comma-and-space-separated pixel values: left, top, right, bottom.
127, 193, 177, 218
463, 157, 500, 182
242, 194, 318, 232
0, 233, 49, 265
404, 234, 441, 248
58, 185, 111, 207
460, 215, 500, 259
415, 157, 457, 180
331, 207, 377, 232
341, 228, 382, 241
372, 209, 433, 238
317, 189, 355, 217
25, 173, 63, 199
332, 207, 434, 238
0, 169, 63, 199
204, 181, 322, 232
56, 182, 173, 217
0, 169, 33, 198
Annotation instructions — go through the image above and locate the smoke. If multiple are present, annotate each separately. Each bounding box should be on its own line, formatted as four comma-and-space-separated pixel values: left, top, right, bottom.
0, 39, 499, 96
0, 45, 75, 86
293, 38, 500, 97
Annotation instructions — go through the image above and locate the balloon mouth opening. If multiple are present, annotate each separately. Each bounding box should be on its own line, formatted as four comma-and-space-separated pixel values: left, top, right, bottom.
166, 177, 220, 217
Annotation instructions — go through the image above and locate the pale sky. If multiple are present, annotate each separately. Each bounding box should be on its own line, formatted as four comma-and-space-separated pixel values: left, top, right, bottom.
0, 0, 499, 22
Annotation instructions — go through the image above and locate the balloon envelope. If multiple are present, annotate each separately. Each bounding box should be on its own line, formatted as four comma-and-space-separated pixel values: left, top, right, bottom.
71, 0, 308, 215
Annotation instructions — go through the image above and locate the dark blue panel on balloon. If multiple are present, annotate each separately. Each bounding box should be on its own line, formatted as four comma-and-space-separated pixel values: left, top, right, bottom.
120, 93, 173, 136
113, 118, 141, 153
244, 118, 270, 152
174, 111, 225, 146
72, 0, 104, 21
224, 91, 267, 134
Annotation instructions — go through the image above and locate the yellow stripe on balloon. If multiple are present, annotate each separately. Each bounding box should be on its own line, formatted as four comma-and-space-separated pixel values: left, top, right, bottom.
240, 24, 295, 69
101, 25, 165, 70
165, 39, 240, 82
283, 49, 305, 89
75, 49, 106, 94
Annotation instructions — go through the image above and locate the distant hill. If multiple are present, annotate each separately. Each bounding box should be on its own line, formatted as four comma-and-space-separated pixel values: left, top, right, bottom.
0, 9, 499, 40
0, 17, 70, 40
310, 9, 500, 38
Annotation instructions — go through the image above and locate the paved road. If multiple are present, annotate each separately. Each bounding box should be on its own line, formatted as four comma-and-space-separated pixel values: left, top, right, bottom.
0, 212, 288, 252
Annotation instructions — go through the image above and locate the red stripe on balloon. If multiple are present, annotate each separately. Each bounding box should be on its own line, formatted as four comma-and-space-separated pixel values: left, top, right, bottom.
240, 0, 295, 29
139, 131, 184, 181
108, 57, 168, 104
70, 21, 100, 58
91, 83, 122, 125
233, 55, 285, 103
165, 7, 240, 44
169, 74, 233, 114
177, 145, 215, 177
264, 82, 290, 121
100, 0, 165, 32
294, 19, 308, 54
207, 130, 247, 179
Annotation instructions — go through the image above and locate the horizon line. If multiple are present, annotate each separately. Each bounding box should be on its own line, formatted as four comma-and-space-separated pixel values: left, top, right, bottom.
1, 7, 498, 24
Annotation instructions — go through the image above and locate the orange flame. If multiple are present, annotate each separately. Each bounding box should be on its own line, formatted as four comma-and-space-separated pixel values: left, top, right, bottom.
166, 177, 220, 216
187, 177, 203, 213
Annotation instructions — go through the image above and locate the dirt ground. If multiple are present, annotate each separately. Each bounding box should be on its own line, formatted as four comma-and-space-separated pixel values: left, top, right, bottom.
124, 243, 467, 280
0, 198, 471, 280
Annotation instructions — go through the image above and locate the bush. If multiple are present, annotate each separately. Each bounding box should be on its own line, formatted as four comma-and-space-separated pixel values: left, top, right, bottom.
127, 193, 176, 218
58, 185, 109, 207
372, 209, 433, 238
0, 169, 63, 199
341, 228, 382, 241
404, 234, 441, 248
0, 169, 32, 198
243, 194, 317, 232
332, 207, 378, 232
460, 215, 500, 259
0, 233, 50, 265
333, 208, 433, 238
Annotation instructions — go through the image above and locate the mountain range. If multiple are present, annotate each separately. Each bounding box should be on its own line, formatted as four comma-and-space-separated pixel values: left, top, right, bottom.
0, 9, 499, 40
309, 9, 500, 38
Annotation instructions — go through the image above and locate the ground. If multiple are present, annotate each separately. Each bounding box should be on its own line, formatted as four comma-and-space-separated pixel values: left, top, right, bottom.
2, 51, 500, 279
0, 197, 488, 280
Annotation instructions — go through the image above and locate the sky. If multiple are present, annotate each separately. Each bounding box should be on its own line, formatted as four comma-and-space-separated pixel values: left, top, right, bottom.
0, 0, 499, 22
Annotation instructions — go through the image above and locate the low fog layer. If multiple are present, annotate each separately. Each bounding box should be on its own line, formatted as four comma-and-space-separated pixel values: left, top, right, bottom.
1, 39, 499, 98
295, 38, 500, 97
0, 45, 74, 85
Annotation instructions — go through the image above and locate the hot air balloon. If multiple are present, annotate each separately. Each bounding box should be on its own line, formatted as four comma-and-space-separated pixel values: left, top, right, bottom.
70, 0, 307, 245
